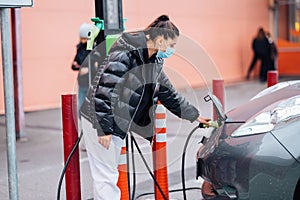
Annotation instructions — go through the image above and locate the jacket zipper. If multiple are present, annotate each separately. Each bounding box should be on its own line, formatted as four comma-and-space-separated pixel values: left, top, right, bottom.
126, 50, 163, 135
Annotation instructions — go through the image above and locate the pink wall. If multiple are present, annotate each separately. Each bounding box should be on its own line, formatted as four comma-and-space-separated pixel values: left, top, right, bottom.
122, 0, 270, 87
0, 0, 270, 113
0, 0, 94, 113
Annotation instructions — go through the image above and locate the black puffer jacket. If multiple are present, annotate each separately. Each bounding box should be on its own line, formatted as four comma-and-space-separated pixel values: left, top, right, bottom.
81, 31, 199, 141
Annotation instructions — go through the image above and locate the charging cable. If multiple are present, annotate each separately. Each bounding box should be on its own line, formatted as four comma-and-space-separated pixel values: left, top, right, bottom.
133, 121, 218, 200
130, 132, 169, 200
181, 124, 202, 200
56, 121, 217, 200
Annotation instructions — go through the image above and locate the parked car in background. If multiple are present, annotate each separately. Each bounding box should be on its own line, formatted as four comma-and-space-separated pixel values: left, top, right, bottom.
197, 81, 300, 200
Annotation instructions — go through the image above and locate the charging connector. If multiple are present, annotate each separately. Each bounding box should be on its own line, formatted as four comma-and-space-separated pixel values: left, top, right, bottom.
199, 120, 219, 128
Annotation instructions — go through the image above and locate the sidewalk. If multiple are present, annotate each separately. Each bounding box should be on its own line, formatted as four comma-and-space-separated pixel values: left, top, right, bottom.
0, 79, 291, 200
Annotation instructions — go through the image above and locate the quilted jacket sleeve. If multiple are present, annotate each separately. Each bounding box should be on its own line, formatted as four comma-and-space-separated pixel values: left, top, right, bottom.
157, 71, 199, 122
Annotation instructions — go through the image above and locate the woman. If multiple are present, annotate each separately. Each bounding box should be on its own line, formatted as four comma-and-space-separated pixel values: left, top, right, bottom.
81, 15, 210, 200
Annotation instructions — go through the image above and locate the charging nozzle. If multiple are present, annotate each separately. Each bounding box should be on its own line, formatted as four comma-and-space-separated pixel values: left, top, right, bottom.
87, 17, 104, 50
199, 121, 219, 129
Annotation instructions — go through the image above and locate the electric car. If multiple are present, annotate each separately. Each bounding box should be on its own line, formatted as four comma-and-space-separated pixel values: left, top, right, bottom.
197, 81, 300, 200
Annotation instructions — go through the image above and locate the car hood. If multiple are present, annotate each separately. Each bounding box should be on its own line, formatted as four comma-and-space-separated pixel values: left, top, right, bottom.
226, 81, 300, 122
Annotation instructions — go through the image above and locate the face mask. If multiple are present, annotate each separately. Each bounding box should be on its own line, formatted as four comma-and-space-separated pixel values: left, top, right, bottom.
157, 47, 175, 59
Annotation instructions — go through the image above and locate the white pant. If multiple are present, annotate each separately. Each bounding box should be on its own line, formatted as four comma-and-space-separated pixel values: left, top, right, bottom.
81, 117, 124, 200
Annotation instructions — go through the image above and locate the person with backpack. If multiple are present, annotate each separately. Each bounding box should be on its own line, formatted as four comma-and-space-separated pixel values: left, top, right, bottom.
71, 23, 94, 117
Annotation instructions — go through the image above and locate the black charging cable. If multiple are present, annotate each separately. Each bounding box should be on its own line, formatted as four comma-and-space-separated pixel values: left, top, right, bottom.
130, 134, 137, 200
56, 130, 167, 200
57, 130, 83, 200
125, 136, 132, 200
132, 124, 204, 200
57, 123, 204, 200
135, 187, 203, 199
181, 124, 202, 200
130, 132, 169, 200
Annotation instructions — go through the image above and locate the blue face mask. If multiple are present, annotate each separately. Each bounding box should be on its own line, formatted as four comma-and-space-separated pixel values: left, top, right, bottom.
157, 47, 175, 59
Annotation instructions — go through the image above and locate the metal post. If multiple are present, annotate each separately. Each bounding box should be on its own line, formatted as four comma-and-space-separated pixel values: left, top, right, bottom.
11, 8, 26, 140
94, 0, 106, 45
93, 0, 108, 86
0, 7, 19, 200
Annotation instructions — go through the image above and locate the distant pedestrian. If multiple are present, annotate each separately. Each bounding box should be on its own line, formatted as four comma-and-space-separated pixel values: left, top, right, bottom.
71, 23, 93, 117
71, 22, 97, 151
266, 31, 278, 71
246, 27, 270, 82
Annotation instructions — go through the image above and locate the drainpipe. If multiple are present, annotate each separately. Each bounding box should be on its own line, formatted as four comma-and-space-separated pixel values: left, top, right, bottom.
11, 8, 26, 140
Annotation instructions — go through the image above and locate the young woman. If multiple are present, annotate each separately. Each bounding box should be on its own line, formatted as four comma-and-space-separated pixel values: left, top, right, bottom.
81, 15, 210, 200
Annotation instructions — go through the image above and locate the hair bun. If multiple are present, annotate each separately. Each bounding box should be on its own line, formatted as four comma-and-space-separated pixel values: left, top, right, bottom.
158, 15, 170, 22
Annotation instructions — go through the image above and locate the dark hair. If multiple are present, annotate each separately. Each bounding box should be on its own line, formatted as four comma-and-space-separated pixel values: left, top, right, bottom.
144, 15, 180, 40
257, 27, 266, 39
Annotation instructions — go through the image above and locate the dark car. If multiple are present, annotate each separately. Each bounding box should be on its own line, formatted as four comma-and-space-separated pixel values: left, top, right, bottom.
196, 81, 300, 200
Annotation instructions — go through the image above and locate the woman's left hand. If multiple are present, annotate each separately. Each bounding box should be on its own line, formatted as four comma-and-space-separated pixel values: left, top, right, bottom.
98, 134, 112, 149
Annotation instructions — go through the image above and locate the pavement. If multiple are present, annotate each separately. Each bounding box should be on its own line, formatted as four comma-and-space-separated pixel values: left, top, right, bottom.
0, 77, 297, 200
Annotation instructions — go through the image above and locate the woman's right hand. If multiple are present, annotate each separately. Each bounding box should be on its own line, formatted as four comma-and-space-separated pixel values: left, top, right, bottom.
98, 134, 112, 149
197, 116, 211, 125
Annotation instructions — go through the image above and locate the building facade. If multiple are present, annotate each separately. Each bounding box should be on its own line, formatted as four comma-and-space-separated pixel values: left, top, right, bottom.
0, 0, 281, 113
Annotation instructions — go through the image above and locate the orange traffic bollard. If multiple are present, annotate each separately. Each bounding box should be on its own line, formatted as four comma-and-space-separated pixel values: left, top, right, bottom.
267, 70, 278, 88
152, 101, 169, 200
117, 144, 129, 200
